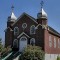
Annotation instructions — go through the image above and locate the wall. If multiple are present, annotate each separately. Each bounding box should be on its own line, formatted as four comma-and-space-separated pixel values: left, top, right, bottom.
45, 53, 60, 60
44, 29, 60, 54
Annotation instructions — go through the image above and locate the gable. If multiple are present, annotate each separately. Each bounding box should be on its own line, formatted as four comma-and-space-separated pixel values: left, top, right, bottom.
35, 24, 42, 29
17, 32, 30, 38
12, 12, 38, 26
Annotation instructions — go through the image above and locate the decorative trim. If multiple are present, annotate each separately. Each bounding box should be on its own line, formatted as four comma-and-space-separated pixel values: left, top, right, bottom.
14, 27, 19, 35
22, 23, 27, 29
30, 25, 36, 34
35, 24, 42, 29
4, 27, 13, 32
17, 32, 30, 38
20, 36, 27, 41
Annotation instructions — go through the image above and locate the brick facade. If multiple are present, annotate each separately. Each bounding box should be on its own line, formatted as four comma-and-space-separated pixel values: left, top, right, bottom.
5, 12, 60, 54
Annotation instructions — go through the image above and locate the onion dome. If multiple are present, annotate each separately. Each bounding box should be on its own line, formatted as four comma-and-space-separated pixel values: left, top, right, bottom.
11, 12, 17, 20
8, 6, 17, 22
41, 8, 47, 18
8, 12, 17, 22
37, 0, 47, 19
37, 8, 47, 19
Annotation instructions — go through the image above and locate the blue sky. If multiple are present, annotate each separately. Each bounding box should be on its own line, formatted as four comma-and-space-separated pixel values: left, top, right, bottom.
0, 0, 60, 43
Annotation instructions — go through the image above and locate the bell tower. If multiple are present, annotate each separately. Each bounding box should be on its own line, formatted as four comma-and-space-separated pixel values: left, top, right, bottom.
7, 5, 17, 27
37, 0, 47, 26
5, 6, 17, 47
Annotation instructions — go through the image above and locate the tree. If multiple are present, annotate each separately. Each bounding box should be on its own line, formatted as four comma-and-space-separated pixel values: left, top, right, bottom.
0, 38, 12, 58
19, 45, 45, 60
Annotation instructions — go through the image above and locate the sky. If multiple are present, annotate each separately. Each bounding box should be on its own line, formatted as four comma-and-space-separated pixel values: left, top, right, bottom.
0, 0, 60, 44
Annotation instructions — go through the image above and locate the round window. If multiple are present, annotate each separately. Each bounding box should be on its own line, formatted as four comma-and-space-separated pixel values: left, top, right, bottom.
22, 23, 27, 29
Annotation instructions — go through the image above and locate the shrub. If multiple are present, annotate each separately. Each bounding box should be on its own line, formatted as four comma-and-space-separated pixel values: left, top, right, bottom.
57, 56, 60, 60
1, 46, 12, 58
19, 45, 45, 60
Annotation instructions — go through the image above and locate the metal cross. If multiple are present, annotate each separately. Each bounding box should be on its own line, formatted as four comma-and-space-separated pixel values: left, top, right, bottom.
11, 5, 14, 12
40, 0, 44, 8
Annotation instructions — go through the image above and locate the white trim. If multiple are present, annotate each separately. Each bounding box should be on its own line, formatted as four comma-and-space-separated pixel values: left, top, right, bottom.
35, 24, 47, 29
22, 23, 27, 29
14, 27, 19, 35
58, 39, 60, 48
17, 32, 30, 38
20, 36, 27, 41
48, 27, 49, 30
54, 37, 56, 48
12, 12, 38, 26
4, 27, 13, 32
35, 24, 42, 29
49, 35, 52, 47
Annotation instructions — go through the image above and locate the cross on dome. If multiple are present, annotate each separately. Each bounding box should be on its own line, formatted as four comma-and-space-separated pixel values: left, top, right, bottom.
40, 0, 44, 9
11, 5, 14, 12
40, 0, 47, 18
8, 5, 17, 22
37, 0, 47, 19
10, 5, 17, 21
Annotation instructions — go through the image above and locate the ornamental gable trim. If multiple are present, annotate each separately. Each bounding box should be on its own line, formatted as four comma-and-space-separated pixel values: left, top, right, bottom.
17, 32, 30, 38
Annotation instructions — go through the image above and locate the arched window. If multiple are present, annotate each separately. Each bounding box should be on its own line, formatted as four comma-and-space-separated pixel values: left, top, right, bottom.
14, 27, 19, 36
13, 39, 18, 48
49, 36, 52, 47
54, 37, 56, 48
30, 25, 35, 34
58, 39, 60, 48
30, 38, 35, 46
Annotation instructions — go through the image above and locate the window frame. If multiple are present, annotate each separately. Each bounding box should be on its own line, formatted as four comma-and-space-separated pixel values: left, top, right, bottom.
30, 38, 35, 46
54, 37, 56, 48
58, 39, 60, 48
49, 35, 52, 47
13, 39, 18, 48
30, 25, 35, 34
14, 27, 19, 36
22, 23, 27, 29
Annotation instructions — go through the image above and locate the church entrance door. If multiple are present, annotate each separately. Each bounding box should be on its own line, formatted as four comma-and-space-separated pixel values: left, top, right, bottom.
19, 36, 27, 52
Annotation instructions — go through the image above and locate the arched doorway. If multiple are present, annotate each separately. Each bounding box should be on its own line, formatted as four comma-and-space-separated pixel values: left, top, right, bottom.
19, 36, 27, 52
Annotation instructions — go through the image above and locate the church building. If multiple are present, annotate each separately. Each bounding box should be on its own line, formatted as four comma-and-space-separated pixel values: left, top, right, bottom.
5, 2, 60, 60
